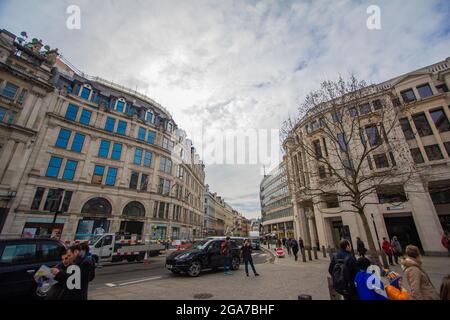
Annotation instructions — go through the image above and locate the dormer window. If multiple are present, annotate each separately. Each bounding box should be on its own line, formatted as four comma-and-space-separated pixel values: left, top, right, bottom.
80, 84, 92, 100
115, 98, 126, 113
167, 122, 173, 132
145, 110, 154, 123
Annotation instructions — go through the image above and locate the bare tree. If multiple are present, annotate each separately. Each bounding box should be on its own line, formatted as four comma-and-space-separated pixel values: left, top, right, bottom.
285, 75, 421, 253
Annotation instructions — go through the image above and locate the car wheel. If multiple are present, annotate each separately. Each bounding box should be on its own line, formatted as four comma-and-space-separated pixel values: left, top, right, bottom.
187, 261, 202, 277
231, 257, 240, 270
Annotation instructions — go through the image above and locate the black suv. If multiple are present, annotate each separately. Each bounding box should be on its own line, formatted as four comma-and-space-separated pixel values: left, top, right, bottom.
0, 238, 67, 299
166, 239, 240, 277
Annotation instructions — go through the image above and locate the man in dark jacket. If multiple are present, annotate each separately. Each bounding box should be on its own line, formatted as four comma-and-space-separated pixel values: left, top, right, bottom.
286, 238, 292, 256
356, 237, 367, 257
328, 239, 359, 300
221, 237, 233, 275
241, 239, 259, 277
291, 239, 299, 261
50, 244, 94, 300
298, 237, 305, 251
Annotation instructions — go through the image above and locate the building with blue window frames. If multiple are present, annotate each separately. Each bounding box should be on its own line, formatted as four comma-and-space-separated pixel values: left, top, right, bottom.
98, 140, 111, 158
144, 151, 152, 167
138, 127, 146, 140
79, 109, 92, 125
105, 117, 116, 132
117, 120, 127, 135
0, 28, 207, 244
105, 167, 118, 186
71, 133, 85, 153
55, 128, 71, 149
111, 143, 122, 160
134, 148, 143, 165
46, 156, 63, 177
148, 131, 155, 144
63, 160, 78, 180
65, 104, 79, 121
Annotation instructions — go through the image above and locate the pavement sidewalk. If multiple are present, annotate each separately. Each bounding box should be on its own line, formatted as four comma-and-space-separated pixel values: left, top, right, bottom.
90, 247, 332, 300
89, 245, 449, 300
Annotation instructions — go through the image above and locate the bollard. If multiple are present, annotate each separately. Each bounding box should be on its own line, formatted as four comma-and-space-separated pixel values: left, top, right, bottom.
327, 246, 333, 261
298, 294, 312, 300
313, 247, 318, 260
322, 245, 326, 258
301, 248, 306, 262
307, 248, 312, 261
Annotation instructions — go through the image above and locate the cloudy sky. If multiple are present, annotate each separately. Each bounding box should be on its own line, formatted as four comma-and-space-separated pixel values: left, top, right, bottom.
1, 0, 449, 219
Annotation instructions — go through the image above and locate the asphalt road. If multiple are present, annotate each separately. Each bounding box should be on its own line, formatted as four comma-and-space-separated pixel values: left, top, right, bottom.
90, 250, 269, 291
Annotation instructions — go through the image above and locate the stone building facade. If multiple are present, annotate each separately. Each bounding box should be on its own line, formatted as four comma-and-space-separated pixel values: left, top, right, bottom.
204, 186, 226, 236
0, 29, 205, 241
260, 160, 295, 239
283, 58, 450, 255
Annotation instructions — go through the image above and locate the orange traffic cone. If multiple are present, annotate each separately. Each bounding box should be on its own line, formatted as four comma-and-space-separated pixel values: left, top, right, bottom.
143, 251, 149, 265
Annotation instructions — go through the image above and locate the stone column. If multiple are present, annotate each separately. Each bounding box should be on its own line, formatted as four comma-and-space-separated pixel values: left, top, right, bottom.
307, 214, 317, 250
299, 207, 311, 247
406, 181, 446, 255
1, 142, 26, 188
0, 140, 15, 179
79, 136, 98, 183
16, 94, 37, 127
25, 96, 43, 129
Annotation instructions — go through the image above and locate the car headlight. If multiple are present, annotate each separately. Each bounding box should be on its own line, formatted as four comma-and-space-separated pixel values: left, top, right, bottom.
175, 253, 191, 260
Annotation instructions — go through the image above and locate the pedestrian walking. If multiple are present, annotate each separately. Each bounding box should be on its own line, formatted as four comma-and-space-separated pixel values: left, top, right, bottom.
277, 238, 282, 248
164, 239, 170, 251
50, 244, 94, 300
298, 237, 305, 251
385, 271, 409, 300
441, 231, 450, 254
286, 238, 292, 256
221, 236, 233, 275
328, 239, 359, 300
291, 239, 299, 261
79, 242, 96, 293
354, 257, 387, 300
391, 236, 402, 264
401, 245, 440, 300
43, 251, 70, 300
382, 237, 395, 266
356, 237, 367, 257
282, 237, 286, 248
440, 275, 450, 300
241, 239, 260, 277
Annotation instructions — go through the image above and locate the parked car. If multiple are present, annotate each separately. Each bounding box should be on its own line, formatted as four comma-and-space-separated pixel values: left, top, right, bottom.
206, 236, 246, 249
0, 238, 67, 299
165, 238, 241, 277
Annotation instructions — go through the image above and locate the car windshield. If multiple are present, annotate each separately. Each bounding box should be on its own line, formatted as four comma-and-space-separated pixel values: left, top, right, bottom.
191, 240, 211, 250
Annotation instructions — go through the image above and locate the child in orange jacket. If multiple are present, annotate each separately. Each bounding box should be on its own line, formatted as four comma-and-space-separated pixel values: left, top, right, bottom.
386, 271, 410, 300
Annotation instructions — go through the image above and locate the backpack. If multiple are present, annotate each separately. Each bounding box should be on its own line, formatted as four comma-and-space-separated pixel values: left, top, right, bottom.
220, 241, 228, 255
332, 256, 351, 295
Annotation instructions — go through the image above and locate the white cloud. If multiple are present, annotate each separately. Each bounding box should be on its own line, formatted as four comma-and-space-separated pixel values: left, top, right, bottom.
1, 0, 449, 219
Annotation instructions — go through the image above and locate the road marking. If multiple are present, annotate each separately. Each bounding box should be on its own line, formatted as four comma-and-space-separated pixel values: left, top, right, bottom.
105, 283, 117, 287
116, 276, 163, 286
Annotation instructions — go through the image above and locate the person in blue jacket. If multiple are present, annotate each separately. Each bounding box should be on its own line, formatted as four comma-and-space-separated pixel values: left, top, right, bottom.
354, 257, 387, 300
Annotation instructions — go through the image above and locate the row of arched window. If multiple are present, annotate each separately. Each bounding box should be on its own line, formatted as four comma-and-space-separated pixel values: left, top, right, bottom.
81, 198, 145, 217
